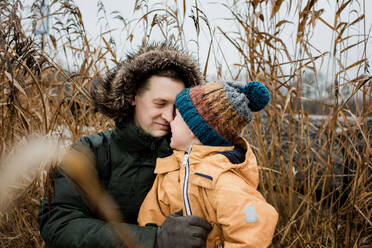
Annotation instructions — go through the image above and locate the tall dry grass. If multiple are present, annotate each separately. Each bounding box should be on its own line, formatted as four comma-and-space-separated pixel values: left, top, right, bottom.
0, 0, 371, 247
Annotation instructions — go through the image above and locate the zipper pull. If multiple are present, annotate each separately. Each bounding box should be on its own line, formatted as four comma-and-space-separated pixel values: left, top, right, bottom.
182, 145, 192, 167
182, 153, 189, 167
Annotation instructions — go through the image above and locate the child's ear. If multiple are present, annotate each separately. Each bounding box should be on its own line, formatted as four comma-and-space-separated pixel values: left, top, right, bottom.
192, 135, 202, 145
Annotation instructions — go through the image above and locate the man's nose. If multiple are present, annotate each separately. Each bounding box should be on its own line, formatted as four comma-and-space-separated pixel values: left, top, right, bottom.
162, 105, 174, 122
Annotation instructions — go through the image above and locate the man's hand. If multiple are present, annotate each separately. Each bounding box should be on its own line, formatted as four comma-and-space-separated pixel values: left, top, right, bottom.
157, 210, 212, 248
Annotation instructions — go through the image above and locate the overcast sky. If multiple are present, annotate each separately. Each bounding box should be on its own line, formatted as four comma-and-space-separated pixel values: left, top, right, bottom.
23, 0, 372, 81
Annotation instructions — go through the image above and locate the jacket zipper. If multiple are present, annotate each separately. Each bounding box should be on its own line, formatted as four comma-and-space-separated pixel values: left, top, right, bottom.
182, 145, 192, 216
182, 145, 224, 248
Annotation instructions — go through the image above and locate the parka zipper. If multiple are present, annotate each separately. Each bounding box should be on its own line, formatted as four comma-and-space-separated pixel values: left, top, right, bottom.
182, 145, 192, 216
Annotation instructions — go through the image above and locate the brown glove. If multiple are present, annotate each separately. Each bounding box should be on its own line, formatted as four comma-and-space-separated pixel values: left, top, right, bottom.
156, 210, 212, 248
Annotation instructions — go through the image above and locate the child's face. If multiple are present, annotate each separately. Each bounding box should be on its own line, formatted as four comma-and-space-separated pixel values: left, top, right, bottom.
170, 109, 200, 151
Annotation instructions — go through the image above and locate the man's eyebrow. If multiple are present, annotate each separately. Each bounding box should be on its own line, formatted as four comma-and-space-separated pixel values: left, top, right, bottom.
152, 98, 166, 102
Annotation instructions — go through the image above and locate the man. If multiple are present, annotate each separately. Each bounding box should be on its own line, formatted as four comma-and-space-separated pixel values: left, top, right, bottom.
38, 43, 212, 247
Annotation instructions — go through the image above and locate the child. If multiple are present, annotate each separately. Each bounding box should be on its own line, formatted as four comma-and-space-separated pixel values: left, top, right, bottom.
138, 81, 278, 248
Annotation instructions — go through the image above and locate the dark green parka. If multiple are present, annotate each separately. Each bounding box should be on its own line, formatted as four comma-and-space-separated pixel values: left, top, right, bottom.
38, 119, 172, 247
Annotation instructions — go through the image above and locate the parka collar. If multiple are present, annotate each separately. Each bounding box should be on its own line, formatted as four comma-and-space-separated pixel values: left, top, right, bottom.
113, 118, 171, 154
154, 144, 233, 174
155, 137, 259, 189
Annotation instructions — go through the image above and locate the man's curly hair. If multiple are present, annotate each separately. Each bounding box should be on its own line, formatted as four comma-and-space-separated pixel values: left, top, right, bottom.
90, 42, 205, 122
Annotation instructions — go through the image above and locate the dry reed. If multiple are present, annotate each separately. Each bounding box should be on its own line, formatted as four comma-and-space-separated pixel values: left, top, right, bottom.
0, 0, 370, 247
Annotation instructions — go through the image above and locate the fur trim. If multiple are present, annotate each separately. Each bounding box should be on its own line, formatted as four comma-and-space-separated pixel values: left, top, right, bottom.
91, 42, 205, 121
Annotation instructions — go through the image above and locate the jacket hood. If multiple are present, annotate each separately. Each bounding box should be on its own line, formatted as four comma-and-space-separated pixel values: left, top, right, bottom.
91, 42, 205, 122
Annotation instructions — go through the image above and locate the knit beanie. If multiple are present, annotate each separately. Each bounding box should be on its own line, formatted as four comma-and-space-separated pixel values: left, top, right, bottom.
175, 81, 270, 146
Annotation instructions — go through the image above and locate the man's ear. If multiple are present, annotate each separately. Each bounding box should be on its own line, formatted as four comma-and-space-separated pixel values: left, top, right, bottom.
130, 97, 136, 106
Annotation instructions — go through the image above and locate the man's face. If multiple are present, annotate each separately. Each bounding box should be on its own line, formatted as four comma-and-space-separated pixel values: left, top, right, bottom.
170, 109, 198, 151
132, 76, 185, 137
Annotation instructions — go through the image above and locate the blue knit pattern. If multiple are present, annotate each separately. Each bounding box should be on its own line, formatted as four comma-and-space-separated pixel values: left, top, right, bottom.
176, 89, 232, 146
240, 81, 270, 112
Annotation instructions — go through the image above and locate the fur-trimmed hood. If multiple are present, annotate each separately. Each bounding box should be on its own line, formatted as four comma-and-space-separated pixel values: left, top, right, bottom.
91, 42, 205, 122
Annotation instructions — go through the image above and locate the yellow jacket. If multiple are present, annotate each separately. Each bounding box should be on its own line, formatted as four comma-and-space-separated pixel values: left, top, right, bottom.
138, 138, 278, 248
